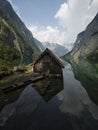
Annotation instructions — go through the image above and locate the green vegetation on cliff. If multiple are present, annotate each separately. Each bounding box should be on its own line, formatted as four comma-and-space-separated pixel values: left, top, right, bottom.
0, 0, 42, 77
67, 13, 98, 63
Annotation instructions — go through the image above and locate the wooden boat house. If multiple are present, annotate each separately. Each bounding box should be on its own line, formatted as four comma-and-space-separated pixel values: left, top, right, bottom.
33, 48, 64, 75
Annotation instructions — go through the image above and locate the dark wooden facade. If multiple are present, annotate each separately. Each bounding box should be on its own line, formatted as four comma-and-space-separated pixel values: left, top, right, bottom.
33, 48, 64, 75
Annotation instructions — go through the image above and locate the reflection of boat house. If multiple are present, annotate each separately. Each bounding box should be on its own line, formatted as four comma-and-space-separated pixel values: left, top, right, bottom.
33, 48, 64, 75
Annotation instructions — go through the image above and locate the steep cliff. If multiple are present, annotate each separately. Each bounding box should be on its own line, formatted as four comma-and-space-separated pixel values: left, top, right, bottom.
0, 0, 42, 73
70, 13, 98, 62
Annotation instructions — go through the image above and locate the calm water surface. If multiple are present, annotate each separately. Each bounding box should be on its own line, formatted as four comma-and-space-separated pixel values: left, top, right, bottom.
0, 61, 98, 130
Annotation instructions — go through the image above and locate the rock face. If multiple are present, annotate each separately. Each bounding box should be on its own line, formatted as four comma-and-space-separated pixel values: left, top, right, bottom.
70, 13, 98, 62
0, 0, 43, 69
43, 42, 68, 57
33, 38, 45, 52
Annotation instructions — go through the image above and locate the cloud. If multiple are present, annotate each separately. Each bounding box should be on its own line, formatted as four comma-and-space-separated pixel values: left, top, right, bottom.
55, 0, 98, 43
28, 25, 67, 44
29, 25, 73, 50
29, 0, 98, 50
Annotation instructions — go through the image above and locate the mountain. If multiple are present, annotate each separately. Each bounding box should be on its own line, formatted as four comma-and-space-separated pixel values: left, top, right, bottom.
69, 13, 98, 62
43, 42, 68, 57
33, 38, 45, 52
0, 0, 44, 74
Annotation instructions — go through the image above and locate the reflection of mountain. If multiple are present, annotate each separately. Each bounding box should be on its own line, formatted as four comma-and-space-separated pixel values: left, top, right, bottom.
0, 74, 98, 129
58, 63, 98, 122
0, 86, 40, 126
0, 87, 24, 111
70, 60, 98, 105
32, 77, 64, 101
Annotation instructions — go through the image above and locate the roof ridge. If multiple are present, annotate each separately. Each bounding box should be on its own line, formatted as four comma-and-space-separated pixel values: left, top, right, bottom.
34, 48, 64, 68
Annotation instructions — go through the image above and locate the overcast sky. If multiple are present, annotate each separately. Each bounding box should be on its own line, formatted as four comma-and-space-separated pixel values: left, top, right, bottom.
8, 0, 98, 50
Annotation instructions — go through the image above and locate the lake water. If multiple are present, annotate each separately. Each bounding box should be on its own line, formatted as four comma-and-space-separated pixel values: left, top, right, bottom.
0, 60, 98, 130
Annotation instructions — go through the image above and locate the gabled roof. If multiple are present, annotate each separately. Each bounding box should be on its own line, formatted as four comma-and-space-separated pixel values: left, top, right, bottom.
34, 48, 64, 68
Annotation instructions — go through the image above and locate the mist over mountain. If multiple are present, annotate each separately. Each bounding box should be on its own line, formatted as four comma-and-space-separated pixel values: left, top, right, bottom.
43, 42, 68, 57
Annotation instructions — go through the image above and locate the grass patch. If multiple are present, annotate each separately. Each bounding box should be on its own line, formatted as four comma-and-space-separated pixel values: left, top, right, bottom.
0, 72, 34, 89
